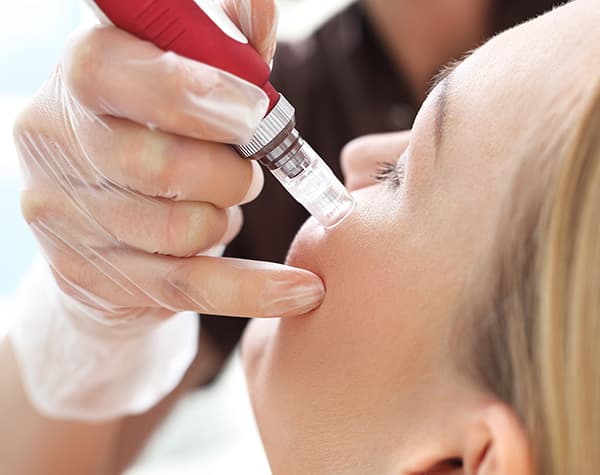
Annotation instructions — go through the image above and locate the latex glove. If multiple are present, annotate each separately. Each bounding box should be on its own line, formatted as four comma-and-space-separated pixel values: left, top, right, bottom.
11, 0, 324, 421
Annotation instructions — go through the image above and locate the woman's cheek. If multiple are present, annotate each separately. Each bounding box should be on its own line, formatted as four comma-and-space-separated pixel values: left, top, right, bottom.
246, 187, 411, 387
242, 185, 462, 467
241, 317, 278, 381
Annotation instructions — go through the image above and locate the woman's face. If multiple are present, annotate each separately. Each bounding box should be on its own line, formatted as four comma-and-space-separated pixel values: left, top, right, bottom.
243, 1, 597, 473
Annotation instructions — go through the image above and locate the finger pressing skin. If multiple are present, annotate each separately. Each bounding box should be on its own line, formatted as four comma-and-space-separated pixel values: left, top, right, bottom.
63, 26, 269, 144
163, 256, 326, 317
22, 191, 278, 316
341, 131, 412, 191
28, 210, 326, 319
83, 116, 264, 206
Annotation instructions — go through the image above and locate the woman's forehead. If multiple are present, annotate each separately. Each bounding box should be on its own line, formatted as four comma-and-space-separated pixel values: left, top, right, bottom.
441, 1, 597, 153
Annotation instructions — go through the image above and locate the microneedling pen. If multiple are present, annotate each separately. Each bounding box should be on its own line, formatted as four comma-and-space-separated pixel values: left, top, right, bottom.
85, 0, 356, 228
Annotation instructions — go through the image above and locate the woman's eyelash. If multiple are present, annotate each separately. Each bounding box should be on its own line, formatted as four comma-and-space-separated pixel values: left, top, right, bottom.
374, 160, 406, 188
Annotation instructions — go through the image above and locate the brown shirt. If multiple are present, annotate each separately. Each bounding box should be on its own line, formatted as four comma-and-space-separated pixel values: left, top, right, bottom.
199, 3, 418, 363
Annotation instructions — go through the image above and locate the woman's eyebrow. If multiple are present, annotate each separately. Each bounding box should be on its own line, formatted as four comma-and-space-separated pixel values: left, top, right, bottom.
430, 59, 463, 157
429, 58, 462, 94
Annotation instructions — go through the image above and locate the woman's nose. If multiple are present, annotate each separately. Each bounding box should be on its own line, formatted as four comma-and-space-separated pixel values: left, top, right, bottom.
340, 130, 411, 192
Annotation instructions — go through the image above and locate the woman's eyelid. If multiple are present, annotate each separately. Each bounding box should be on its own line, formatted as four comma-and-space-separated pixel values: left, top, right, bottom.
374, 161, 397, 183
374, 153, 407, 189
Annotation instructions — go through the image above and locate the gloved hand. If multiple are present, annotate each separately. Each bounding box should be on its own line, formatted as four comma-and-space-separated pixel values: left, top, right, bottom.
10, 0, 325, 421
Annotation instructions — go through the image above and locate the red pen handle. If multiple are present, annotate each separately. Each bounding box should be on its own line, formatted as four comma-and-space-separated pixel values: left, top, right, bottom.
90, 0, 280, 110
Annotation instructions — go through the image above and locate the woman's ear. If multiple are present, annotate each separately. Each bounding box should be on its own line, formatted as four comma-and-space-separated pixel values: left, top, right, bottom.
463, 403, 535, 475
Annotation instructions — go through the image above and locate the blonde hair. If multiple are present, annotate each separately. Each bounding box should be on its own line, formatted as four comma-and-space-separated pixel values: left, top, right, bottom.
537, 81, 600, 474
463, 81, 600, 474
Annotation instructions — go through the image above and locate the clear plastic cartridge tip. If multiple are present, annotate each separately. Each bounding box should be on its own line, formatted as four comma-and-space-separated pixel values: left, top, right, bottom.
235, 95, 356, 228
270, 141, 356, 228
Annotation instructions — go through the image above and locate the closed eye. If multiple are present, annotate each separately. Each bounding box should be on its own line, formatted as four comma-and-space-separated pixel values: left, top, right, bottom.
374, 159, 406, 189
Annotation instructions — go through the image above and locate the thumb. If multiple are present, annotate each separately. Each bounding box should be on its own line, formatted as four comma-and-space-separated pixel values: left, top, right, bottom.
222, 0, 279, 63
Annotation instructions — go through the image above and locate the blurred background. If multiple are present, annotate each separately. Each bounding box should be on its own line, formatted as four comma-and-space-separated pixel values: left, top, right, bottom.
0, 0, 352, 473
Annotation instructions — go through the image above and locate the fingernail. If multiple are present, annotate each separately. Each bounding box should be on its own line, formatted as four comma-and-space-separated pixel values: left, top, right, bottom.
220, 206, 244, 245
262, 274, 326, 317
240, 161, 264, 205
203, 244, 226, 257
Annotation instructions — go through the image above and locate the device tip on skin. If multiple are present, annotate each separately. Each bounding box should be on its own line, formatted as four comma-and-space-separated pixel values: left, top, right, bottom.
235, 94, 355, 228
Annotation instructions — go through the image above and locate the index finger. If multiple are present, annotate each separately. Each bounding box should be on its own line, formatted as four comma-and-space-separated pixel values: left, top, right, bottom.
56, 251, 327, 319
63, 26, 269, 144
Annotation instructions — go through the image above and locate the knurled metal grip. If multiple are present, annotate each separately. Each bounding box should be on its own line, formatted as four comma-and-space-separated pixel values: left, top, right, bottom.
235, 94, 298, 169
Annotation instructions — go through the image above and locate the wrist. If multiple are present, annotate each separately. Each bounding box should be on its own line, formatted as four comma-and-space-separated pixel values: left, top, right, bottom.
9, 257, 199, 421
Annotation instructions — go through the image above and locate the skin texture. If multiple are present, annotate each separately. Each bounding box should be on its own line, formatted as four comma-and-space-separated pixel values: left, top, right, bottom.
243, 1, 599, 473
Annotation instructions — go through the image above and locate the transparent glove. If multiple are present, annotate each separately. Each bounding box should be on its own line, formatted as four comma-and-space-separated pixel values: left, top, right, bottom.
10, 0, 324, 420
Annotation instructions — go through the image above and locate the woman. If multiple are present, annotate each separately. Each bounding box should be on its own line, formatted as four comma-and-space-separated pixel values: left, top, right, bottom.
243, 1, 600, 473
208, 0, 566, 384
3, 0, 599, 474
